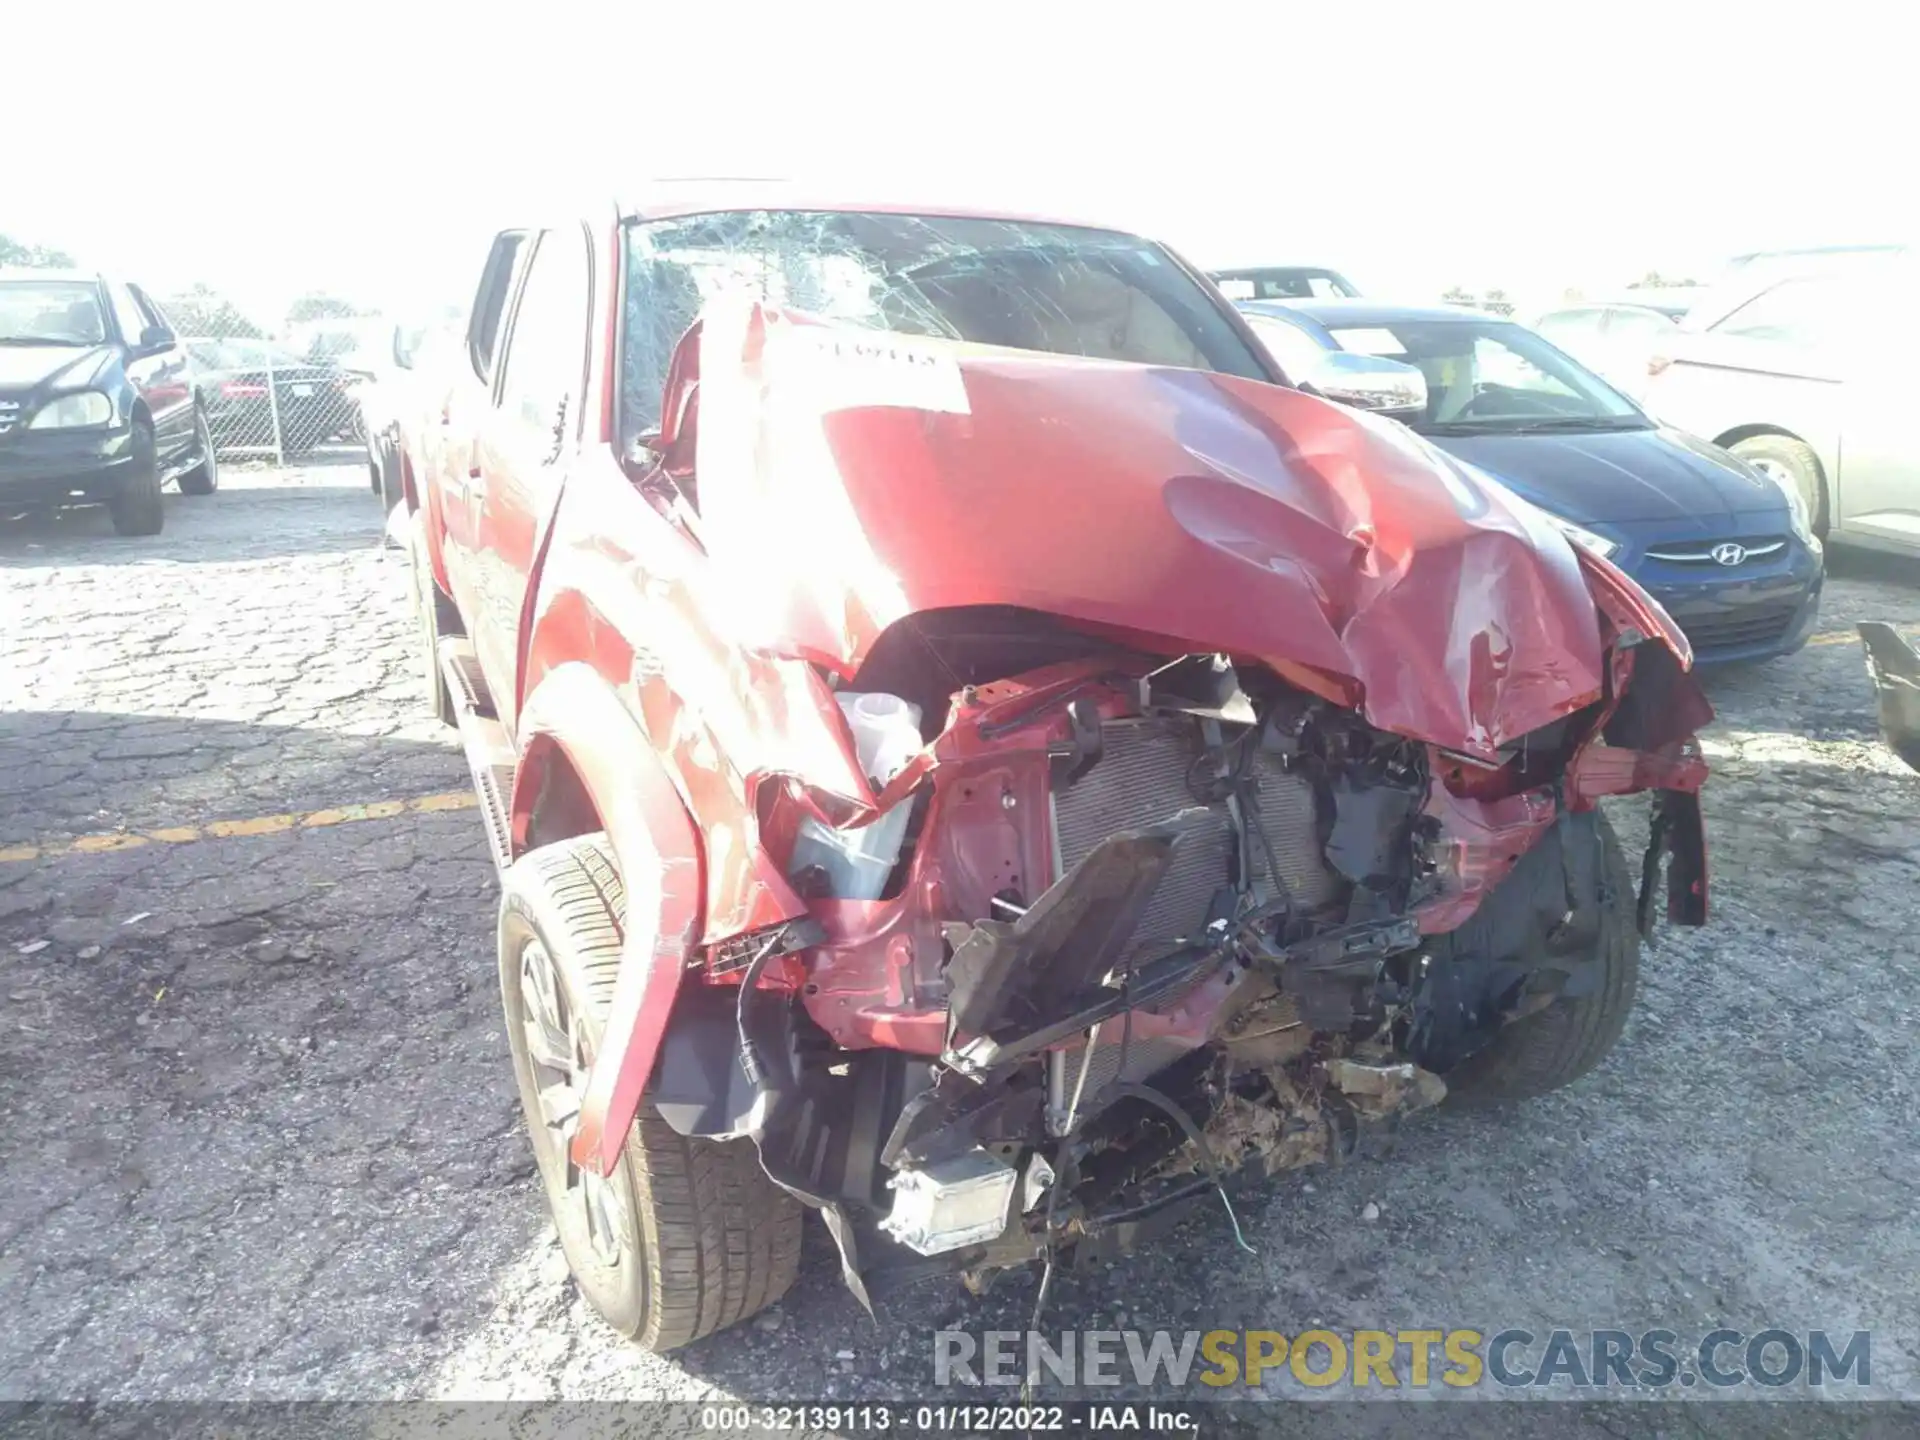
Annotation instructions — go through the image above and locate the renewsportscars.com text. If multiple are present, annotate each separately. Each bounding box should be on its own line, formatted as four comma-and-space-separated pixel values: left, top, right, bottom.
934, 1328, 1871, 1390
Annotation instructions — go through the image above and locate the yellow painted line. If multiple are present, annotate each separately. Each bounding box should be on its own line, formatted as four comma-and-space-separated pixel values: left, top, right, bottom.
0, 790, 477, 865
1806, 627, 1918, 648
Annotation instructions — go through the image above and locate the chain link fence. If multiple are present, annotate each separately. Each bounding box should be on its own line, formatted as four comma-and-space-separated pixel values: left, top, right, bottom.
158, 286, 393, 465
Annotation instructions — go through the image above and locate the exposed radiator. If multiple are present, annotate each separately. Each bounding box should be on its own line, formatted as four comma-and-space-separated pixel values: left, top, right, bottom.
1246, 749, 1339, 911
1062, 1025, 1188, 1104
1049, 718, 1337, 970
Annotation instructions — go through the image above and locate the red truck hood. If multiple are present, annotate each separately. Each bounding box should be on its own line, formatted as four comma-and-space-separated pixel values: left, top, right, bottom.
692, 303, 1612, 757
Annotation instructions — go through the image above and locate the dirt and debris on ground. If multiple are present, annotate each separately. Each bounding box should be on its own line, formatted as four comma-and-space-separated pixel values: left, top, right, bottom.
2, 470, 1917, 1418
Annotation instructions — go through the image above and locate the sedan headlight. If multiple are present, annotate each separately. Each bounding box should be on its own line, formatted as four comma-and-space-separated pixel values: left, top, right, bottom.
27, 392, 113, 429
1545, 514, 1621, 560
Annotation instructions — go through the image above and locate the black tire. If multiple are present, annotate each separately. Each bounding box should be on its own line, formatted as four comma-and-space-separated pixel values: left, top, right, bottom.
1728, 433, 1827, 536
499, 833, 802, 1349
1440, 813, 1640, 1102
108, 419, 164, 536
408, 516, 456, 727
177, 408, 219, 496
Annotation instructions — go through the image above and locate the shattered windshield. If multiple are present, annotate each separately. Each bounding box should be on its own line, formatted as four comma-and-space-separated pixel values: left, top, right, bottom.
620, 209, 1273, 440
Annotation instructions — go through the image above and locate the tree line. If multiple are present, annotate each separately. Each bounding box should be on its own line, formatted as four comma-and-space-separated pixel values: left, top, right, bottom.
3, 234, 370, 336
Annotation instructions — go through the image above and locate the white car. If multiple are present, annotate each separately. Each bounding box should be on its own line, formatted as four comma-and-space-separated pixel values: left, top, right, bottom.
1639, 259, 1920, 557
1530, 294, 1697, 399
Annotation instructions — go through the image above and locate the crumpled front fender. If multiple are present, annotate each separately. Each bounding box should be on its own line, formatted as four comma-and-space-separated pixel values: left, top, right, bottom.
513, 663, 705, 1178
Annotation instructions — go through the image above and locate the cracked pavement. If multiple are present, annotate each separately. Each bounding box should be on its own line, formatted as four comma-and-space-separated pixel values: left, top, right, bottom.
3, 468, 1919, 1424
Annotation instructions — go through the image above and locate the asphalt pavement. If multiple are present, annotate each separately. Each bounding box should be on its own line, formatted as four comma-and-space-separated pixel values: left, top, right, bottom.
3, 466, 1919, 1425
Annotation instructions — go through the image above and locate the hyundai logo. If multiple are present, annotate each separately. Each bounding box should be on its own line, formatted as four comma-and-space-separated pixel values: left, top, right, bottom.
1711, 542, 1748, 567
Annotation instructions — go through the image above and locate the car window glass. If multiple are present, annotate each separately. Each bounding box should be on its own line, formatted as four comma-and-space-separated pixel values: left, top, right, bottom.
1324, 320, 1637, 427
1254, 273, 1314, 299
1535, 309, 1605, 341
498, 228, 590, 462
126, 284, 167, 332
210, 339, 308, 371
621, 210, 1271, 439
0, 280, 108, 344
470, 231, 530, 384
107, 284, 149, 345
1605, 308, 1673, 342
1467, 336, 1579, 402
1307, 275, 1346, 298
1243, 314, 1328, 382
1711, 276, 1847, 345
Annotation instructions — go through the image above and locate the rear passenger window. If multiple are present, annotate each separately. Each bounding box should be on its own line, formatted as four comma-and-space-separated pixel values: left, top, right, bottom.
469, 231, 531, 383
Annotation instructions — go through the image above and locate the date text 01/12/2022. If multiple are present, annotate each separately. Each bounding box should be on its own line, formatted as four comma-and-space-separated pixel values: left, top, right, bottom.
697, 1404, 1198, 1432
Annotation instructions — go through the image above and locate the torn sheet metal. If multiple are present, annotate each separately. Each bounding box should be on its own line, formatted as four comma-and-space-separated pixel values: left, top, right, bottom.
695, 301, 1619, 760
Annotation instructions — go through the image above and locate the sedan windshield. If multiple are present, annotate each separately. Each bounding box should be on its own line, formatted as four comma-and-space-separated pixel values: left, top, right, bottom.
1324, 318, 1649, 434
622, 210, 1272, 437
0, 280, 108, 346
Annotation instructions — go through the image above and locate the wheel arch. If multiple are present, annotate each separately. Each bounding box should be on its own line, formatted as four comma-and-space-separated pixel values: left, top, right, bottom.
1713, 420, 1815, 455
1712, 424, 1834, 530
513, 662, 707, 1177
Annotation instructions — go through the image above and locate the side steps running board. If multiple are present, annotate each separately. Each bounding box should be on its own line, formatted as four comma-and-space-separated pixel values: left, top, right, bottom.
440, 639, 515, 875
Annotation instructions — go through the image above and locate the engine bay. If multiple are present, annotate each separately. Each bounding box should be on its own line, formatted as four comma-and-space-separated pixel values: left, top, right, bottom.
644, 606, 1703, 1305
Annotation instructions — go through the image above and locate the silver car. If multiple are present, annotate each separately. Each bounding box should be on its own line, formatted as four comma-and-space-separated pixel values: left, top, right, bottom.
1531, 293, 1698, 398
1639, 260, 1919, 557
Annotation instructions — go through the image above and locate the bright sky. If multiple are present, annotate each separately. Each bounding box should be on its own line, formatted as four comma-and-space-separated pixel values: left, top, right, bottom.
6, 1, 1912, 328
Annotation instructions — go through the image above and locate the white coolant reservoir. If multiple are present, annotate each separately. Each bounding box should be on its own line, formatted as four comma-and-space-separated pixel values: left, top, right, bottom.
786, 691, 925, 901
840, 691, 923, 788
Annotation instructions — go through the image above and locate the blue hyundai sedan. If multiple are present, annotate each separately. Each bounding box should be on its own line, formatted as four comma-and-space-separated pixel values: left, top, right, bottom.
1237, 299, 1824, 664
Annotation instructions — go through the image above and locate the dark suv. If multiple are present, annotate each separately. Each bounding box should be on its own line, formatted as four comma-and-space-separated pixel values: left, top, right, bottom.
0, 270, 217, 535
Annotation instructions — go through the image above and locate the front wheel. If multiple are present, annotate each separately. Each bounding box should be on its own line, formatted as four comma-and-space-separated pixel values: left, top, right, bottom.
498, 834, 803, 1349
108, 420, 164, 536
1730, 434, 1827, 537
1438, 812, 1640, 1102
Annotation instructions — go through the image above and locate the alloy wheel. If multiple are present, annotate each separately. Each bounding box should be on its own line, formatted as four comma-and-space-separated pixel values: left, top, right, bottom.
518, 939, 630, 1267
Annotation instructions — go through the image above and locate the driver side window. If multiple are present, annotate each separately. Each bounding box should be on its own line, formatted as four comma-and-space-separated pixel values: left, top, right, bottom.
107, 284, 149, 346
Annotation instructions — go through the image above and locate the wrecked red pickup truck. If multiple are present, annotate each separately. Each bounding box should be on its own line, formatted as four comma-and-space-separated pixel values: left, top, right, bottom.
409, 192, 1712, 1350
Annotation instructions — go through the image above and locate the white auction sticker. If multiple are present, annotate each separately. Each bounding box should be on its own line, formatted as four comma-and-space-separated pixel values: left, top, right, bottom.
772, 326, 971, 416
